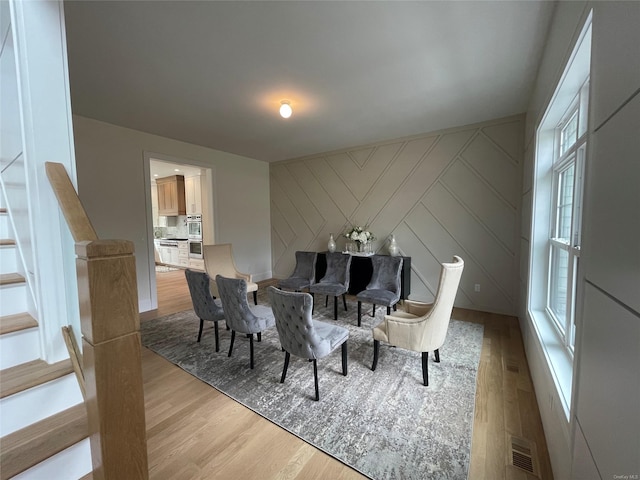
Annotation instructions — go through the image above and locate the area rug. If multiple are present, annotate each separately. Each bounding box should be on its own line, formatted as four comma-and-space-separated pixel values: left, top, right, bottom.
141, 296, 483, 480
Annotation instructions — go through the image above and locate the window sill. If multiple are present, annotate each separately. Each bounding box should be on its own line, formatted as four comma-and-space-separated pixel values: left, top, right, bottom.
527, 308, 574, 420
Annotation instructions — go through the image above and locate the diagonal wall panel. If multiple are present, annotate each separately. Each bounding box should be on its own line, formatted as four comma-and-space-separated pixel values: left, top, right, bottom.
270, 115, 524, 315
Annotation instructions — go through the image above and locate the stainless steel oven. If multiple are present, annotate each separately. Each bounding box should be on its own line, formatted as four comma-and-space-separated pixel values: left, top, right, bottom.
189, 240, 203, 259
187, 214, 202, 240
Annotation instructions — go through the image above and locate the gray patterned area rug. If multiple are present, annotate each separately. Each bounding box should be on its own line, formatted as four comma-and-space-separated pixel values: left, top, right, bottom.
141, 297, 483, 480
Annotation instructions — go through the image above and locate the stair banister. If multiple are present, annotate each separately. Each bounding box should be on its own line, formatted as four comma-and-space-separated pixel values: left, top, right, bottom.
45, 162, 149, 480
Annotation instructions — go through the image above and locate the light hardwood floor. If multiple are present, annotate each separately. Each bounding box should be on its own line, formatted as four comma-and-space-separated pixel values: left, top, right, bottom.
140, 270, 553, 479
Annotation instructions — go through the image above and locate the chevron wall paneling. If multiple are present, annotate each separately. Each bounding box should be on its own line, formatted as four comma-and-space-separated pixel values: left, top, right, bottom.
270, 115, 524, 315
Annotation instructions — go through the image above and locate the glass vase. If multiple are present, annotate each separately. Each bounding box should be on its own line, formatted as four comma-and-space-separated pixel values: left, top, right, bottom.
388, 234, 399, 257
328, 233, 336, 253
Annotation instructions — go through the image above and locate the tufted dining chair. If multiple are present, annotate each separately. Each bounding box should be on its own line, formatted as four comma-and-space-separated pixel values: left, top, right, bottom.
268, 286, 349, 401
184, 269, 226, 352
215, 275, 275, 369
308, 252, 352, 320
371, 256, 464, 386
204, 243, 259, 305
278, 251, 318, 292
356, 255, 403, 327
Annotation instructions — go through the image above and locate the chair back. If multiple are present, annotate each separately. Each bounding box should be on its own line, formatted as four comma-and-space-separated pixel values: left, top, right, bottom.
291, 251, 317, 283
203, 243, 240, 278
204, 243, 248, 297
268, 287, 331, 360
320, 252, 352, 288
215, 275, 256, 334
366, 255, 403, 293
418, 255, 464, 349
185, 269, 224, 321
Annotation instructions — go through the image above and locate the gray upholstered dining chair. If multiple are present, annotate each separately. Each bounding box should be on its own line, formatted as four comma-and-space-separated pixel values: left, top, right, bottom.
184, 269, 226, 352
215, 275, 275, 369
308, 252, 352, 320
356, 255, 403, 327
371, 256, 464, 386
278, 251, 318, 292
268, 286, 349, 401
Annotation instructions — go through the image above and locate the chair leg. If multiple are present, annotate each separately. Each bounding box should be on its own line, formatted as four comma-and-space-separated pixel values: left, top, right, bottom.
341, 342, 348, 376
325, 295, 328, 307
253, 290, 258, 305
372, 339, 379, 371
257, 332, 262, 342
214, 321, 220, 352
422, 352, 429, 386
372, 304, 376, 317
228, 330, 236, 357
334, 296, 338, 320
434, 349, 440, 363
249, 334, 254, 369
197, 319, 204, 342
386, 306, 391, 315
311, 293, 314, 313
357, 301, 362, 327
280, 351, 290, 383
313, 359, 319, 401
342, 294, 348, 311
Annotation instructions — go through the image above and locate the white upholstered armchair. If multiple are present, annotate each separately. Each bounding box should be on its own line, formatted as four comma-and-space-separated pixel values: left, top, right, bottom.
371, 255, 464, 386
204, 243, 259, 305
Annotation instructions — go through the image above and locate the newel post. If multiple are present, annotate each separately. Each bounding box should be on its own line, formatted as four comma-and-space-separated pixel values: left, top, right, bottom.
76, 239, 149, 480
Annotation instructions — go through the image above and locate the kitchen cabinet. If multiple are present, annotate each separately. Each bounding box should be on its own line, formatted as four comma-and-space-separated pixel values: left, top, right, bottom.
151, 183, 159, 226
185, 175, 202, 214
177, 241, 189, 267
189, 258, 205, 271
154, 240, 190, 268
156, 175, 186, 216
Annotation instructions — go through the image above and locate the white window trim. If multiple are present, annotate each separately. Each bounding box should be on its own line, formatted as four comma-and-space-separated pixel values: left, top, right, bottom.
528, 13, 592, 420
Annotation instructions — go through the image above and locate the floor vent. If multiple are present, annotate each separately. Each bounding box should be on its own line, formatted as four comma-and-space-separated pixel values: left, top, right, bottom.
508, 435, 539, 476
503, 357, 520, 374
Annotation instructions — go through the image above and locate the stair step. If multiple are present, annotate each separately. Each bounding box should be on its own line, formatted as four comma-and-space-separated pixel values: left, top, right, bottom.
0, 403, 88, 480
1, 359, 73, 399
0, 272, 24, 286
0, 312, 38, 335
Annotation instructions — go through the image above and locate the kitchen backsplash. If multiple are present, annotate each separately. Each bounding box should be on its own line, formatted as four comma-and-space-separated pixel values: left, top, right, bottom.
154, 215, 188, 239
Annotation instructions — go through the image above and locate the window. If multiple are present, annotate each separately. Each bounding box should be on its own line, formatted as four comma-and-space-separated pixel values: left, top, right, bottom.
547, 93, 588, 352
528, 13, 591, 417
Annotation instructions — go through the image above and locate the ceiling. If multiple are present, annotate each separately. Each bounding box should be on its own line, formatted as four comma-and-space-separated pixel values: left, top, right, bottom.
149, 159, 203, 181
63, 1, 556, 163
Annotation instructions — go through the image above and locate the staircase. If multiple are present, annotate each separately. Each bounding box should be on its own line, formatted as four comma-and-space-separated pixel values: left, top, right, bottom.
0, 207, 92, 479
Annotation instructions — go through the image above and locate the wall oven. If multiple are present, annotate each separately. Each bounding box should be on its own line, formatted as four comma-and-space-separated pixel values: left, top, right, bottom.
189, 240, 203, 259
187, 214, 202, 240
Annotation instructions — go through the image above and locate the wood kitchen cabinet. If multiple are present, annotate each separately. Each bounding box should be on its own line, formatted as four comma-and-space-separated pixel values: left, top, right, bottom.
185, 175, 202, 214
156, 175, 186, 216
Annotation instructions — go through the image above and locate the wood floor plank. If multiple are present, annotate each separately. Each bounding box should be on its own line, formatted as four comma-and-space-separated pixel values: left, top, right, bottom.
142, 269, 553, 479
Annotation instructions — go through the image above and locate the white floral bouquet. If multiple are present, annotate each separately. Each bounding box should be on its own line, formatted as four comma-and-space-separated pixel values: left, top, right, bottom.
343, 224, 375, 245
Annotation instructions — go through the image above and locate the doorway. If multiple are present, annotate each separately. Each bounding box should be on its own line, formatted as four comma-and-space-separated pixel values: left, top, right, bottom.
144, 152, 215, 310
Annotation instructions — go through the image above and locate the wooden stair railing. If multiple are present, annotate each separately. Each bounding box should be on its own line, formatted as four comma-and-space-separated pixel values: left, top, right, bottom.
45, 162, 149, 480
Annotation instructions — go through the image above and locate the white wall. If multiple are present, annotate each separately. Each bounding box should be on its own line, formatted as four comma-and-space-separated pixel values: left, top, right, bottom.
521, 1, 640, 478
72, 115, 271, 312
271, 115, 523, 315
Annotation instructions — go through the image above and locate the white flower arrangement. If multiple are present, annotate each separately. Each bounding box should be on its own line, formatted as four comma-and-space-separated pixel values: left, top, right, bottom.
343, 224, 375, 245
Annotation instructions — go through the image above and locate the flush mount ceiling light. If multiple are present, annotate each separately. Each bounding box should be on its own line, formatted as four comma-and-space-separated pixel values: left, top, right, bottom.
279, 100, 292, 119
